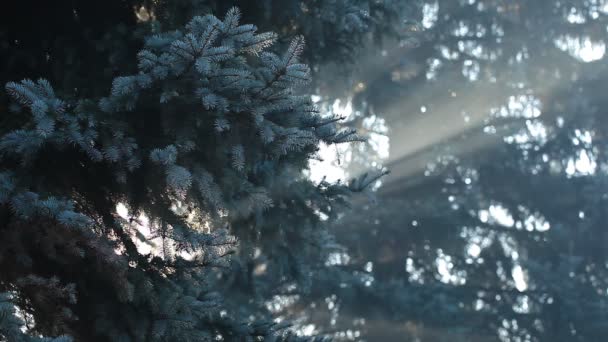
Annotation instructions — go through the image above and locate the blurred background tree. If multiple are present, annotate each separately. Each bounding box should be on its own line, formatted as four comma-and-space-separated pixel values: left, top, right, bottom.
295, 0, 608, 341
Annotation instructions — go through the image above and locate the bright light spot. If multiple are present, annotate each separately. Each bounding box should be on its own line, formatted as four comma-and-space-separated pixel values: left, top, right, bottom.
308, 142, 349, 183
332, 98, 354, 120
307, 100, 389, 188
426, 58, 443, 79
315, 209, 329, 221
478, 209, 490, 223
406, 257, 425, 283
518, 207, 551, 232
296, 324, 317, 337
525, 214, 550, 232
116, 203, 129, 219
566, 149, 597, 176
566, 7, 586, 24
134, 6, 155, 22
435, 251, 467, 285
511, 251, 519, 261
512, 265, 528, 292
462, 59, 480, 81
555, 35, 606, 62
422, 1, 439, 29
437, 257, 451, 281
453, 21, 470, 37
474, 299, 484, 311
492, 95, 542, 118
505, 120, 548, 149
354, 82, 366, 93
326, 252, 351, 266
575, 149, 596, 173
439, 45, 460, 60
574, 129, 593, 145
489, 204, 515, 227
513, 295, 530, 314
115, 202, 160, 256
362, 115, 390, 159
458, 40, 495, 60
362, 273, 375, 287
467, 243, 482, 258
484, 125, 497, 134
253, 263, 268, 276
266, 295, 300, 313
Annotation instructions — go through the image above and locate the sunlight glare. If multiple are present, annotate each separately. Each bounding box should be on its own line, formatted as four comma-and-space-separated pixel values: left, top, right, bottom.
512, 265, 528, 292
555, 35, 606, 62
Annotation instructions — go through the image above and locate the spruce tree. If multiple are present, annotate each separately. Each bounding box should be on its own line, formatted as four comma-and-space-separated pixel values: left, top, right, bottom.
0, 7, 389, 341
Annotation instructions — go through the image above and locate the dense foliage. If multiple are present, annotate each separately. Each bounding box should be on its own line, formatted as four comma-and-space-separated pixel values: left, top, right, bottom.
308, 0, 608, 341
0, 4, 392, 341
